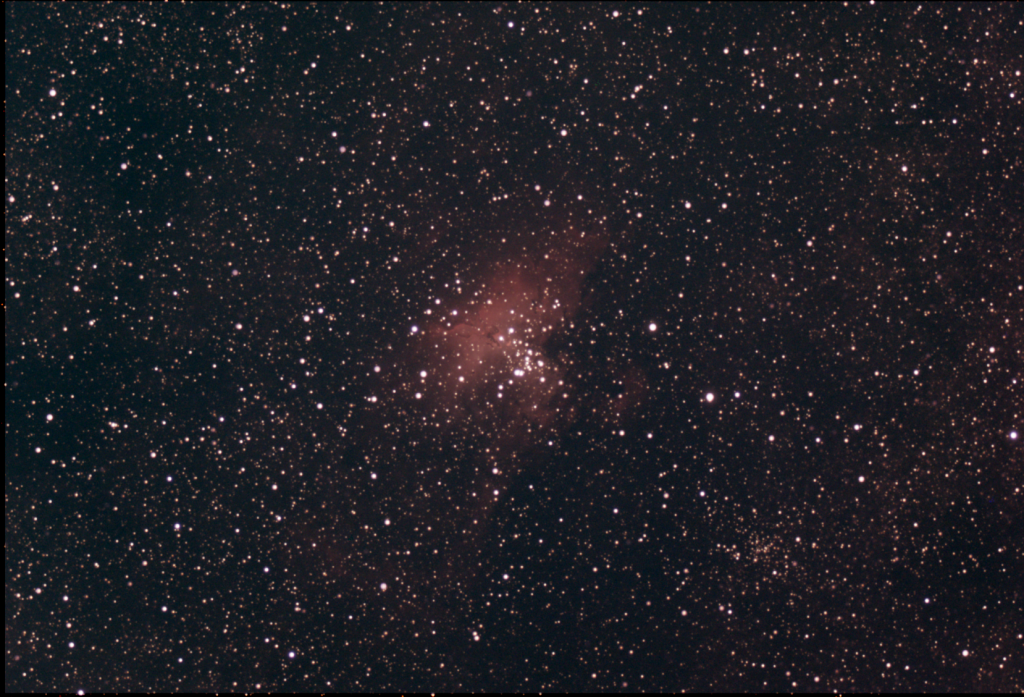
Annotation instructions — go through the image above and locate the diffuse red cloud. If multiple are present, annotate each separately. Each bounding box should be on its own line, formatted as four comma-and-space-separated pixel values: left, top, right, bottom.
405, 214, 613, 425
412, 265, 566, 422
285, 195, 641, 618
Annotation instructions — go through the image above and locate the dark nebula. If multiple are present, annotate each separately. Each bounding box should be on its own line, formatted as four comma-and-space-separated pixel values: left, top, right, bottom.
6, 3, 1022, 693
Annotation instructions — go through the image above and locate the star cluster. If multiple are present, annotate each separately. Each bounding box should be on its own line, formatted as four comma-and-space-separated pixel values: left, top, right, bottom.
6, 3, 1022, 692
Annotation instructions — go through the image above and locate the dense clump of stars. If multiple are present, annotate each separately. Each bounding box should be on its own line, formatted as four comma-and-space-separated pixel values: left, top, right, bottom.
6, 3, 1021, 693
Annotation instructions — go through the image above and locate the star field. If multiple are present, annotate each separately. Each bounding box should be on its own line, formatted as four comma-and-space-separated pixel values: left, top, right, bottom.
5, 3, 1022, 692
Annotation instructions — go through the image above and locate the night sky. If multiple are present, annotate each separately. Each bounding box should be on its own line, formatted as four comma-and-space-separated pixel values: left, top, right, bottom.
5, 3, 1022, 692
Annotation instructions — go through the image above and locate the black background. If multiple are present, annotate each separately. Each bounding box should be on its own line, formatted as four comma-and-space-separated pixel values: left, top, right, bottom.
6, 2, 1022, 692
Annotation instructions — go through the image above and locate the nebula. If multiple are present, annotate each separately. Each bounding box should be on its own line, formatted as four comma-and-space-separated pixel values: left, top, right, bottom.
286, 197, 633, 607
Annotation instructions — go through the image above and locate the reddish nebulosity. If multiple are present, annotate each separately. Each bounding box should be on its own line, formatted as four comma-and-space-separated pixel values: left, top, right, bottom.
287, 199, 649, 616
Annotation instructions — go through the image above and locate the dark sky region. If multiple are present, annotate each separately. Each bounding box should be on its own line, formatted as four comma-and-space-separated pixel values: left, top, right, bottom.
5, 2, 1022, 692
